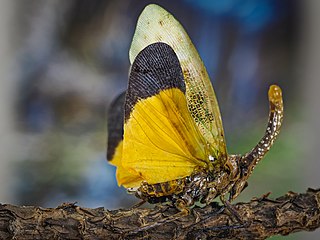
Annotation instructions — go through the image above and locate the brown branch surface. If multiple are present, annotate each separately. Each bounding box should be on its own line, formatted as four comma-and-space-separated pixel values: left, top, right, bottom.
0, 188, 319, 240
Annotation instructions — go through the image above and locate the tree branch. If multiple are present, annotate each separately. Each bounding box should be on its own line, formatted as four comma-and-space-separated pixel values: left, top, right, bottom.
0, 188, 319, 239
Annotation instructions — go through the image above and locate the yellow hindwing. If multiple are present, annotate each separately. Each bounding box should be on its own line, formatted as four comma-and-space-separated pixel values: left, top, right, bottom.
118, 88, 211, 188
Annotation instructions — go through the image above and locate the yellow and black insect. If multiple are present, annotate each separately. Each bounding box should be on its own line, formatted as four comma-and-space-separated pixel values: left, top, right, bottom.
107, 4, 283, 213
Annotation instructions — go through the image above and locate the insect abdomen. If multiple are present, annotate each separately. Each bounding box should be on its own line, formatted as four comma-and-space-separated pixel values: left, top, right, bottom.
137, 178, 186, 200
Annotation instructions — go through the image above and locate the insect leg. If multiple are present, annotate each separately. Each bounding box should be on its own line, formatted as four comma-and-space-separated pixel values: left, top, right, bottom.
131, 200, 147, 208
220, 196, 243, 224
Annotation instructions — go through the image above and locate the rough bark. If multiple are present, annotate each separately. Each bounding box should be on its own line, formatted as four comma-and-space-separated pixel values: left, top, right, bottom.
0, 188, 319, 240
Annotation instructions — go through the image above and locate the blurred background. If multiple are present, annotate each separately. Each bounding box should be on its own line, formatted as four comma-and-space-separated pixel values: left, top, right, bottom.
0, 0, 319, 239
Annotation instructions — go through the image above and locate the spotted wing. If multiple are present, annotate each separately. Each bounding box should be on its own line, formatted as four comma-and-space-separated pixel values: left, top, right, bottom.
129, 4, 227, 166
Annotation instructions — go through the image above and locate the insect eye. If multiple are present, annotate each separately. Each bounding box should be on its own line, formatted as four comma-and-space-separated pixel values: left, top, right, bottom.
208, 155, 216, 162
241, 167, 249, 177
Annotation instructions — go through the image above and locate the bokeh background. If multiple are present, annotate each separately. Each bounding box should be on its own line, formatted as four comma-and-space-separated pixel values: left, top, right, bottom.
0, 0, 319, 239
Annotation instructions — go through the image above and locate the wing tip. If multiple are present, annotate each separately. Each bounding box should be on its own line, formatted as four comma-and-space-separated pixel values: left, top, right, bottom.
142, 4, 165, 14
129, 4, 171, 64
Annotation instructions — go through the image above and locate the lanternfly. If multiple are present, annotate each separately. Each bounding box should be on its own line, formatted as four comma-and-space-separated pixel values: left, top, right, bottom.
107, 4, 284, 216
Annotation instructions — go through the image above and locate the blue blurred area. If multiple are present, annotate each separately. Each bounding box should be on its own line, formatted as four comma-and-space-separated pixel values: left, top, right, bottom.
43, 156, 135, 209
79, 156, 136, 209
184, 0, 278, 32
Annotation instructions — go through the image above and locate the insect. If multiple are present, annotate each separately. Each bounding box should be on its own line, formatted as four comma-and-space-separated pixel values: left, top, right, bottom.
107, 4, 284, 215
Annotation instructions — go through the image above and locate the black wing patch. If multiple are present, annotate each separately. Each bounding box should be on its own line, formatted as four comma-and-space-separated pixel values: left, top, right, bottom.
107, 91, 125, 161
125, 42, 186, 122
